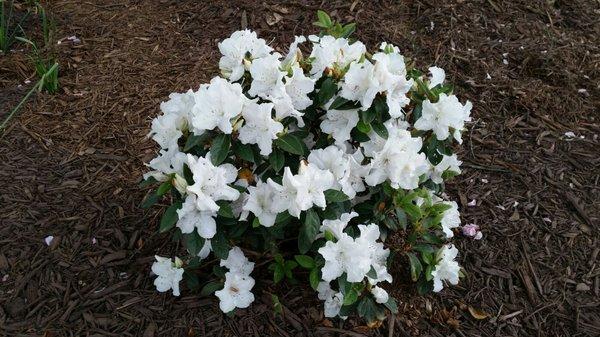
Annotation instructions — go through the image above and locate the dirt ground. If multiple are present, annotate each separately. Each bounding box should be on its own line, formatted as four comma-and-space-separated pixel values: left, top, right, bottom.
1, 0, 599, 336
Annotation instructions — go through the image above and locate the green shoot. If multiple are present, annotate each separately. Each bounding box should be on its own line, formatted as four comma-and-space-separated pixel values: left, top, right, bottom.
313, 10, 356, 39
0, 0, 29, 53
36, 2, 53, 47
0, 62, 58, 134
16, 36, 59, 93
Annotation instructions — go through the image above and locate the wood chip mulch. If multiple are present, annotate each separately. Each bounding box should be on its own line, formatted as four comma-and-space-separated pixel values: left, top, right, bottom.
0, 0, 598, 336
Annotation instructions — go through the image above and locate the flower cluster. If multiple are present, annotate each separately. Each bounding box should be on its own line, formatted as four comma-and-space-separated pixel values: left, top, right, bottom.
143, 12, 475, 325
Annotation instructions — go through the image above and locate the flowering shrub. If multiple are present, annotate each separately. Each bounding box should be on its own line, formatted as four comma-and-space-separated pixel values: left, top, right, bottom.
142, 11, 473, 324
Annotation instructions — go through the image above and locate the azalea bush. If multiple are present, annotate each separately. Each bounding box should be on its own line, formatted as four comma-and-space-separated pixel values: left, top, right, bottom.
142, 11, 475, 324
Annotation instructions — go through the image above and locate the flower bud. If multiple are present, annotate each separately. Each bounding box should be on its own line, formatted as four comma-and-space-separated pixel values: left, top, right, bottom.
172, 174, 188, 195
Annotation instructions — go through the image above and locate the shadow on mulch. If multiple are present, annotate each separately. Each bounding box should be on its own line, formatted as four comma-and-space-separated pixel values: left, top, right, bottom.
1, 0, 598, 336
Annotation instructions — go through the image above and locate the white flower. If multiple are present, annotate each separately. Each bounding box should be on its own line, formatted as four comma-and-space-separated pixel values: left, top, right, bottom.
320, 212, 358, 240
320, 108, 360, 146
186, 154, 240, 212
176, 194, 217, 239
268, 86, 305, 127
371, 286, 389, 304
363, 126, 429, 190
309, 35, 366, 78
431, 244, 461, 292
356, 224, 392, 285
284, 65, 315, 111
339, 60, 378, 109
248, 53, 285, 98
318, 225, 382, 283
371, 52, 413, 118
428, 66, 445, 88
317, 282, 344, 318
152, 256, 184, 296
143, 146, 187, 182
198, 240, 212, 260
150, 90, 195, 149
414, 93, 472, 143
191, 77, 245, 134
238, 101, 283, 156
220, 247, 254, 276
218, 30, 273, 81
215, 271, 255, 313
429, 154, 462, 184
281, 36, 307, 70
440, 201, 460, 239
269, 164, 334, 218
308, 145, 368, 199
243, 180, 286, 227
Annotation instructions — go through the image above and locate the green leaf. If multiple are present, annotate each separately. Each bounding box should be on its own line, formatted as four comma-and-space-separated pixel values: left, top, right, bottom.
360, 108, 376, 124
159, 201, 182, 233
316, 10, 332, 27
210, 134, 231, 165
402, 202, 422, 221
324, 189, 349, 203
284, 260, 298, 279
156, 181, 173, 196
212, 265, 226, 278
200, 281, 223, 297
139, 176, 158, 188
141, 192, 159, 209
428, 202, 453, 215
329, 96, 350, 110
371, 121, 388, 139
184, 132, 210, 151
211, 230, 229, 259
274, 133, 304, 155
407, 252, 423, 282
356, 120, 371, 133
340, 23, 356, 38
183, 271, 200, 291
184, 231, 205, 256
367, 266, 378, 279
271, 294, 283, 315
343, 288, 359, 306
295, 255, 315, 269
233, 142, 255, 162
298, 209, 320, 254
317, 77, 337, 105
357, 296, 385, 323
273, 263, 284, 283
269, 148, 285, 172
384, 297, 398, 314
216, 200, 234, 218
309, 268, 320, 290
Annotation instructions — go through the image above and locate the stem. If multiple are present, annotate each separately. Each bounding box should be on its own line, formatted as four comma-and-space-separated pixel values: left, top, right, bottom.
0, 63, 58, 134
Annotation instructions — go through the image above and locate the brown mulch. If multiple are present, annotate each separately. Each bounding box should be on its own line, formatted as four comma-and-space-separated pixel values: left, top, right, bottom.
1, 0, 599, 336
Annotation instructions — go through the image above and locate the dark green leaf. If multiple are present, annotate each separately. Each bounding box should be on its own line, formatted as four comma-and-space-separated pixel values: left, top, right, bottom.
184, 271, 200, 290
284, 260, 297, 279
139, 176, 158, 188
212, 265, 226, 278
295, 255, 316, 269
273, 263, 284, 283
298, 209, 320, 254
329, 96, 349, 110
274, 133, 304, 155
407, 252, 423, 282
367, 266, 378, 279
343, 288, 359, 305
384, 297, 398, 314
324, 189, 349, 203
211, 230, 229, 259
269, 148, 285, 172
159, 201, 182, 233
309, 268, 320, 290
216, 200, 234, 218
360, 108, 376, 124
371, 121, 388, 139
357, 296, 385, 323
156, 181, 173, 196
141, 192, 159, 209
184, 132, 210, 151
210, 134, 231, 165
233, 142, 255, 162
317, 77, 337, 105
184, 231, 205, 256
200, 281, 223, 297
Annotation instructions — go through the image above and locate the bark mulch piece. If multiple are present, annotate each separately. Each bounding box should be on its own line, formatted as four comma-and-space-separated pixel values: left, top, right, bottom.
1, 0, 598, 336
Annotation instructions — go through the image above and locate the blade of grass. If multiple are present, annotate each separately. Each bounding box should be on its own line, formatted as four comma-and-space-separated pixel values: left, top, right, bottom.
0, 62, 58, 134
